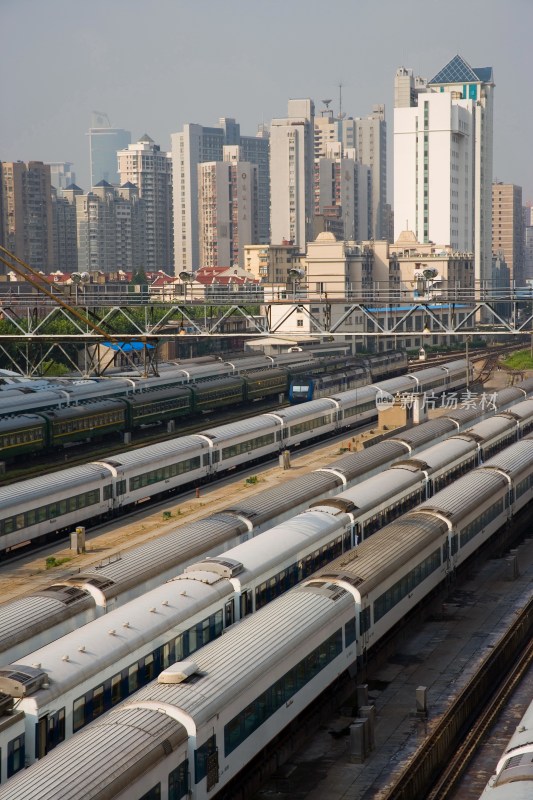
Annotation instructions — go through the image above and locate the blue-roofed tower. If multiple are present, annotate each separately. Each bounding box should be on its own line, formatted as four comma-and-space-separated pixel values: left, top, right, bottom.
394, 56, 495, 287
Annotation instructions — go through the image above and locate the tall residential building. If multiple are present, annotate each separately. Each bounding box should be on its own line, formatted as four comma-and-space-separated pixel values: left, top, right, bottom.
114, 182, 145, 272
52, 183, 82, 272
87, 112, 131, 187
117, 135, 173, 271
238, 128, 270, 245
47, 162, 77, 194
74, 181, 145, 274
394, 55, 494, 285
314, 143, 370, 241
198, 146, 258, 269
171, 118, 269, 274
523, 204, 533, 284
76, 181, 118, 273
491, 183, 523, 285
314, 110, 339, 158
0, 161, 54, 273
354, 105, 387, 240
270, 99, 315, 250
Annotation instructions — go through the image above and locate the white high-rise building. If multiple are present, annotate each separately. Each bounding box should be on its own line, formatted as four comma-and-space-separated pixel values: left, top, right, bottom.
354, 105, 387, 240
198, 146, 258, 269
270, 99, 315, 249
394, 55, 494, 285
117, 135, 173, 271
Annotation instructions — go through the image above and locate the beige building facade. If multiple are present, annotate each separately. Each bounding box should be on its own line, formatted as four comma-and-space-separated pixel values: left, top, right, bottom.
0, 161, 54, 273
492, 182, 524, 285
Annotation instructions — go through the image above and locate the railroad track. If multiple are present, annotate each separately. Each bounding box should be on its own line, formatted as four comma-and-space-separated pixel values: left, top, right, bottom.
381, 597, 533, 800
427, 635, 533, 800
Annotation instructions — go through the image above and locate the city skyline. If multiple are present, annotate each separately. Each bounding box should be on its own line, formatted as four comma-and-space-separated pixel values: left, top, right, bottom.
1, 0, 531, 198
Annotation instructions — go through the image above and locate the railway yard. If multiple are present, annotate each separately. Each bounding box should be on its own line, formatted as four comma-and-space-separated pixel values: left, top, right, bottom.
0, 355, 532, 799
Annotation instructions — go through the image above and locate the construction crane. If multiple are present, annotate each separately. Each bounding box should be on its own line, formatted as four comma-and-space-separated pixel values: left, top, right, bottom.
0, 245, 159, 377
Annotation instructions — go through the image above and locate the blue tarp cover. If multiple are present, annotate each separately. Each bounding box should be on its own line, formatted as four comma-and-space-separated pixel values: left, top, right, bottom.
103, 341, 154, 351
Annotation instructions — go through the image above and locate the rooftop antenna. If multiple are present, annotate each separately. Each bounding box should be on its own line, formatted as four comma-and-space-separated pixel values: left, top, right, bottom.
338, 82, 346, 120
321, 99, 332, 117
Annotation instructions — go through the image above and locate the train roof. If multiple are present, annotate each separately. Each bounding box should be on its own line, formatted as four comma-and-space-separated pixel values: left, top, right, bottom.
312, 511, 449, 595
316, 466, 421, 511
0, 589, 93, 654
457, 415, 516, 442
10, 576, 234, 704
267, 398, 338, 421
398, 436, 476, 471
123, 385, 192, 405
95, 434, 209, 469
331, 384, 379, 404
325, 440, 408, 478
0, 414, 45, 431
501, 397, 533, 420
0, 390, 66, 415
39, 399, 126, 419
182, 511, 345, 583
124, 585, 350, 727
0, 463, 113, 508
201, 414, 280, 440
223, 470, 341, 524
65, 512, 249, 592
481, 438, 533, 478
417, 470, 509, 521
0, 705, 187, 800
494, 386, 528, 407
393, 418, 458, 448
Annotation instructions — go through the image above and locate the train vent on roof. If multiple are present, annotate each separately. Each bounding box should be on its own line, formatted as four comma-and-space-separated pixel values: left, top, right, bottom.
0, 666, 48, 698
185, 557, 243, 578
320, 572, 364, 588
75, 576, 116, 590
158, 660, 199, 685
496, 752, 533, 785
309, 498, 357, 513
393, 459, 429, 472
36, 585, 90, 605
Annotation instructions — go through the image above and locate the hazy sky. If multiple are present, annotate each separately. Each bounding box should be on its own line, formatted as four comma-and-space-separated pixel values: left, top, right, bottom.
1, 0, 531, 200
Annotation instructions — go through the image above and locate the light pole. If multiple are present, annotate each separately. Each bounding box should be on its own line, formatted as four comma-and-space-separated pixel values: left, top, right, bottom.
179, 271, 194, 304
466, 335, 472, 391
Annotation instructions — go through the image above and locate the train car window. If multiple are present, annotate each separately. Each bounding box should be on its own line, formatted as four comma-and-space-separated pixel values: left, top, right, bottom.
240, 590, 253, 617
174, 634, 184, 661
162, 643, 171, 670
169, 760, 189, 800
92, 685, 104, 719
138, 785, 161, 800
110, 673, 122, 706
194, 734, 217, 784
345, 618, 356, 646
360, 606, 371, 634
128, 664, 139, 693
72, 697, 85, 732
7, 735, 25, 779
116, 479, 126, 495
144, 654, 155, 683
